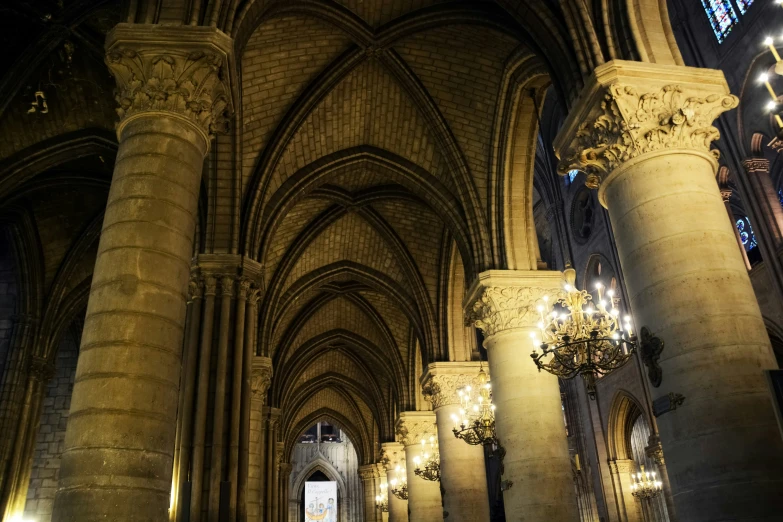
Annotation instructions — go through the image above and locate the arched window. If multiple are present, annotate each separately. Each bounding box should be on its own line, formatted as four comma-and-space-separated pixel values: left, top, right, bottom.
735, 0, 754, 14
567, 169, 579, 184
700, 0, 739, 43
736, 216, 758, 251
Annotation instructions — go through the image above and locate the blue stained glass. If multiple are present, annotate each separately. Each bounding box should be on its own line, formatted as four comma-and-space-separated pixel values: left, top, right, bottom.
735, 0, 754, 15
736, 217, 758, 251
700, 0, 739, 43
568, 170, 579, 184
778, 188, 783, 208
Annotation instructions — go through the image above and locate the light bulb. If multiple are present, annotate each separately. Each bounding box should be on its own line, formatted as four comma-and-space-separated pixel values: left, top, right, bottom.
768, 100, 778, 111
766, 36, 775, 46
586, 307, 594, 314
543, 295, 549, 302
611, 308, 619, 316
595, 282, 602, 289
760, 72, 770, 83
537, 305, 543, 312
564, 284, 572, 292
465, 386, 472, 392
624, 315, 631, 322
607, 289, 614, 297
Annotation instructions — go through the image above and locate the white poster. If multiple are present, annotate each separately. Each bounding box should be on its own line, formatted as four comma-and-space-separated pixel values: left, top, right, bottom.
304, 481, 337, 522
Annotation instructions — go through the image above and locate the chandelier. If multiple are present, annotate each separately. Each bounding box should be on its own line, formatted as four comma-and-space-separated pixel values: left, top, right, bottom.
451, 364, 499, 449
530, 268, 640, 399
413, 436, 440, 482
375, 483, 389, 512
630, 465, 663, 501
389, 465, 408, 500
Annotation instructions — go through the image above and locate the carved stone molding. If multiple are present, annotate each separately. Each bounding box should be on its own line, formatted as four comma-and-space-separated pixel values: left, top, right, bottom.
741, 157, 770, 175
464, 270, 565, 339
187, 273, 204, 303
251, 356, 273, 401
219, 276, 235, 298
421, 362, 486, 409
395, 411, 437, 447
105, 24, 234, 140
358, 464, 379, 480
554, 61, 738, 190
645, 434, 665, 467
28, 355, 55, 382
275, 442, 284, 466
236, 278, 253, 301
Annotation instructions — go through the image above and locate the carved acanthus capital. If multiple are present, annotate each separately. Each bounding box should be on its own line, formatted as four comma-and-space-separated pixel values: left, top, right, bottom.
554, 61, 737, 190
395, 412, 437, 447
380, 443, 405, 471
275, 442, 285, 466
251, 356, 273, 401
421, 362, 486, 409
105, 24, 233, 142
187, 273, 204, 303
203, 276, 218, 297
236, 278, 253, 301
464, 270, 565, 339
219, 276, 235, 298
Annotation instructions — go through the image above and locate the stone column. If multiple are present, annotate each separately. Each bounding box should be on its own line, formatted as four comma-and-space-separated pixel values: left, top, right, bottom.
271, 442, 283, 522
395, 412, 441, 522
554, 60, 783, 522
421, 362, 491, 522
248, 358, 272, 522
465, 270, 578, 522
645, 435, 677, 522
52, 24, 232, 522
381, 443, 408, 522
279, 462, 292, 522
359, 464, 381, 522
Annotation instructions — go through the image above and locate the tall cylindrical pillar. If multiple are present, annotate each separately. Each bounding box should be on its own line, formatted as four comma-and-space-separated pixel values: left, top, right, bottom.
422, 362, 491, 522
396, 412, 441, 522
381, 443, 408, 522
359, 464, 381, 522
555, 60, 783, 522
465, 271, 578, 522
247, 358, 272, 522
52, 25, 232, 522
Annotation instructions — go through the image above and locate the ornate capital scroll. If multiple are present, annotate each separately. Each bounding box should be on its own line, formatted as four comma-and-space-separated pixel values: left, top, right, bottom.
464, 270, 565, 339
187, 272, 204, 303
203, 276, 218, 297
251, 356, 273, 401
421, 362, 486, 409
105, 24, 234, 141
395, 411, 437, 447
554, 61, 738, 189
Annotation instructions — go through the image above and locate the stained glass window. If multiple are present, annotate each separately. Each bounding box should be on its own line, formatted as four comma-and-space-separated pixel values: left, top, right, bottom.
778, 188, 783, 208
701, 0, 739, 43
735, 0, 754, 15
736, 217, 758, 251
568, 170, 579, 184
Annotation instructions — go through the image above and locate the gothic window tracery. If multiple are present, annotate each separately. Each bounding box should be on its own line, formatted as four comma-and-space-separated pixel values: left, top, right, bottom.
736, 216, 758, 251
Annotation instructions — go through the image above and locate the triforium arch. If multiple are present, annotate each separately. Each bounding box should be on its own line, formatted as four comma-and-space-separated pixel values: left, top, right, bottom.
607, 389, 648, 462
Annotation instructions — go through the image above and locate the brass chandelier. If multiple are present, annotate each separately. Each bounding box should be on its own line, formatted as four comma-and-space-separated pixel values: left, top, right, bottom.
375, 483, 389, 512
530, 268, 640, 399
630, 465, 663, 501
413, 436, 440, 482
451, 364, 499, 448
389, 465, 408, 500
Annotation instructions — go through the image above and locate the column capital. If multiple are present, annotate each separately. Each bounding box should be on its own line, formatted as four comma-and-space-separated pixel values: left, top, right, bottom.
28, 355, 56, 382
464, 270, 564, 339
358, 464, 380, 480
275, 442, 285, 466
380, 442, 405, 471
554, 60, 737, 191
645, 434, 666, 466
420, 361, 485, 409
105, 24, 234, 145
395, 411, 437, 447
251, 356, 273, 399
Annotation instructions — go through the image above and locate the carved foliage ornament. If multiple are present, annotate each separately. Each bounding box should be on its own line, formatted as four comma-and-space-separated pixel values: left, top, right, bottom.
467, 286, 562, 338
422, 374, 479, 409
396, 418, 436, 447
558, 84, 738, 188
106, 48, 230, 134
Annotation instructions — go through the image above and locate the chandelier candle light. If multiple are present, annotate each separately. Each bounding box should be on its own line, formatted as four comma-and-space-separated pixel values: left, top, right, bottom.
451, 364, 500, 451
630, 465, 663, 501
412, 436, 440, 482
389, 465, 408, 500
530, 268, 638, 399
375, 483, 389, 512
